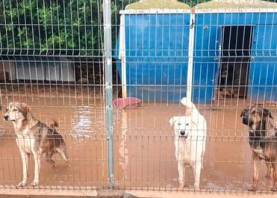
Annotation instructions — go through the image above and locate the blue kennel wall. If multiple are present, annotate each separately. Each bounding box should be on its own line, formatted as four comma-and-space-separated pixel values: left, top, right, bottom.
116, 9, 191, 103
249, 26, 277, 102
115, 0, 277, 104
194, 12, 277, 103
193, 0, 277, 103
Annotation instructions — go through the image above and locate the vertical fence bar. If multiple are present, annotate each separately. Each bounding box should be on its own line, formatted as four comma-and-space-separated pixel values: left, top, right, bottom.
103, 0, 114, 188
187, 11, 195, 102
119, 13, 127, 98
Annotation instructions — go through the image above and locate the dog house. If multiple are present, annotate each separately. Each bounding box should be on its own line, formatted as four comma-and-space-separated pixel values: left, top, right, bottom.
193, 0, 277, 103
116, 0, 277, 104
116, 0, 192, 103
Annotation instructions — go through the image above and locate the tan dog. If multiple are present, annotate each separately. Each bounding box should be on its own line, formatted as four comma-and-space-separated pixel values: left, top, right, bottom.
4, 102, 68, 187
241, 105, 277, 191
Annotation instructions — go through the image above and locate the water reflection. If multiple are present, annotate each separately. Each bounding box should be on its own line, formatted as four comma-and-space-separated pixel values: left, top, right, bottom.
71, 106, 95, 139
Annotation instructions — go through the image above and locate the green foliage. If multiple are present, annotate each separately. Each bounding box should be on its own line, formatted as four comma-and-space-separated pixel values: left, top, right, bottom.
0, 0, 102, 56
0, 0, 277, 56
0, 0, 140, 56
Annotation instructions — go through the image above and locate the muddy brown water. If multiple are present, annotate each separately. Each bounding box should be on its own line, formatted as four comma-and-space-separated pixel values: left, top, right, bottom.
0, 90, 274, 191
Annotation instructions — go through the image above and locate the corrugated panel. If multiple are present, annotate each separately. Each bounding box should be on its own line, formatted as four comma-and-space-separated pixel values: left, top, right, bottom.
194, 12, 277, 103
121, 13, 190, 103
117, 12, 277, 104
60, 63, 75, 82
15, 60, 75, 82
248, 24, 277, 102
45, 64, 60, 81
249, 60, 277, 102
16, 63, 44, 80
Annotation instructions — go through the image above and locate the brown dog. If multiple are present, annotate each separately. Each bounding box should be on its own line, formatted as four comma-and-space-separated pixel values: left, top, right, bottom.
4, 102, 68, 187
241, 105, 277, 191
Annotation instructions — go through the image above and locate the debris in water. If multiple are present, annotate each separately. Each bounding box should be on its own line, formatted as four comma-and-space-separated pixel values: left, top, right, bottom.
113, 97, 142, 109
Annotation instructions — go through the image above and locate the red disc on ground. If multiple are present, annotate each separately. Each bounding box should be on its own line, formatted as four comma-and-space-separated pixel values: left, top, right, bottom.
112, 97, 142, 109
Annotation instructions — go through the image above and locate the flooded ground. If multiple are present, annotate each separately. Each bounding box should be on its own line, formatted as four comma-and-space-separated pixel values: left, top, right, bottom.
114, 103, 254, 191
0, 86, 275, 191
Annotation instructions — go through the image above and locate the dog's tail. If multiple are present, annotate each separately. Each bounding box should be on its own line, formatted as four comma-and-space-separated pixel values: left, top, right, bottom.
50, 120, 59, 128
180, 97, 195, 108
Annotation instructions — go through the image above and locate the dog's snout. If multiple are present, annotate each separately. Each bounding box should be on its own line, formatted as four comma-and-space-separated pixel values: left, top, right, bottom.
180, 131, 186, 136
4, 115, 8, 121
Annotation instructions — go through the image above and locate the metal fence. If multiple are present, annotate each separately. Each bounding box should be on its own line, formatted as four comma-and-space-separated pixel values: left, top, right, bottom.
1, 0, 277, 195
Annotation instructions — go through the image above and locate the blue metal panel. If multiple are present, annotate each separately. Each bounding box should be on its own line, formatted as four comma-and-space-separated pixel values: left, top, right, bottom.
193, 58, 218, 104
118, 13, 190, 103
248, 59, 277, 102
194, 12, 277, 103
115, 12, 277, 104
248, 16, 277, 102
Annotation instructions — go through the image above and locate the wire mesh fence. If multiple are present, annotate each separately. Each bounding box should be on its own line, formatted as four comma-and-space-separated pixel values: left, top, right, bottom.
1, 0, 277, 194
0, 0, 109, 190
112, 0, 277, 193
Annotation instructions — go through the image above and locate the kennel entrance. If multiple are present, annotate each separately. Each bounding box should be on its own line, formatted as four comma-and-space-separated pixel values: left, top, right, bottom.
217, 26, 253, 98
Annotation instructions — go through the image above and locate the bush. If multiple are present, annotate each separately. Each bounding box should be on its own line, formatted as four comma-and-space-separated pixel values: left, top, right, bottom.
1, 0, 276, 56
0, 0, 104, 56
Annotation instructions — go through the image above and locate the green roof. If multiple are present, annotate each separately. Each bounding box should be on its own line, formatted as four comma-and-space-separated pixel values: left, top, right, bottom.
125, 0, 190, 10
195, 0, 277, 10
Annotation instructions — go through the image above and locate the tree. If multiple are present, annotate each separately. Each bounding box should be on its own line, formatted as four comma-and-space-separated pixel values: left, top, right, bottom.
1, 0, 277, 56
0, 0, 103, 56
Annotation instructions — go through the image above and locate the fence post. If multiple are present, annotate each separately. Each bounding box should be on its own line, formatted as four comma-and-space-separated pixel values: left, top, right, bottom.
187, 11, 195, 102
119, 14, 127, 98
103, 0, 114, 188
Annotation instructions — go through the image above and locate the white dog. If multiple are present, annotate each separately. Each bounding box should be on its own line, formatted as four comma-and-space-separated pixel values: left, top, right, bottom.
169, 98, 207, 189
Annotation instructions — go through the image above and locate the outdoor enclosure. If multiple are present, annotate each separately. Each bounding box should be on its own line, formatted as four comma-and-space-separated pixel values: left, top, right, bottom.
1, 0, 277, 196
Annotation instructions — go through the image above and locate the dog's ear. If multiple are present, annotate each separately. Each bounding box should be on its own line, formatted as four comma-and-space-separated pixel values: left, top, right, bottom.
7, 102, 14, 110
240, 109, 247, 117
262, 108, 273, 119
19, 103, 30, 117
169, 117, 176, 127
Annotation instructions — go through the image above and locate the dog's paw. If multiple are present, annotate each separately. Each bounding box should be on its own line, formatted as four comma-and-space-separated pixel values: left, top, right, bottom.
16, 181, 27, 188
271, 187, 277, 192
31, 180, 39, 187
178, 182, 185, 189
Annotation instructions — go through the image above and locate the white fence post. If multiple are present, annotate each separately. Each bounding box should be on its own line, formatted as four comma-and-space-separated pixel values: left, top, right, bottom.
119, 14, 127, 98
187, 11, 195, 102
103, 0, 114, 188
